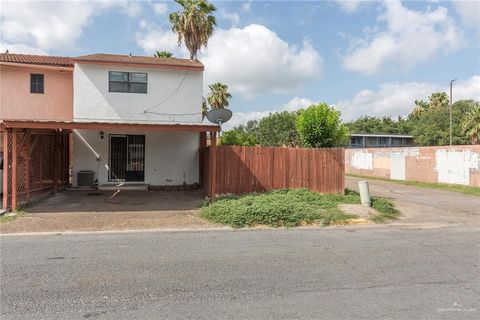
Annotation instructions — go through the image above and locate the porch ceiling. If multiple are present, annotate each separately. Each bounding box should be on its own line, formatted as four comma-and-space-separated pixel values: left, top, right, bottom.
2, 120, 220, 132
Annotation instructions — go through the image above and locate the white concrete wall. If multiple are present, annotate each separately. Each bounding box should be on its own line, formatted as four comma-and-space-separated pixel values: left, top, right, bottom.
72, 130, 200, 186
73, 63, 203, 124
435, 149, 479, 185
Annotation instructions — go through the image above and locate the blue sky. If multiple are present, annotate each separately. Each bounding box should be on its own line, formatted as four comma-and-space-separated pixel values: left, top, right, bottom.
1, 0, 479, 128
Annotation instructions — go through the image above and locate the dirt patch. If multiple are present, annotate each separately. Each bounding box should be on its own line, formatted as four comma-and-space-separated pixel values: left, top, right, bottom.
338, 204, 377, 218
0, 210, 220, 234
0, 190, 223, 234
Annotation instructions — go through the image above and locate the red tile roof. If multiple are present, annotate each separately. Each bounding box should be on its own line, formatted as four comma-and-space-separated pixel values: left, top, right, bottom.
74, 53, 204, 70
0, 53, 204, 71
0, 53, 73, 67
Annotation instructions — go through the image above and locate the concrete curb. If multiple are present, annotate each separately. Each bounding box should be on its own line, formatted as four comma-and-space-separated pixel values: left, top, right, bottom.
1, 222, 478, 237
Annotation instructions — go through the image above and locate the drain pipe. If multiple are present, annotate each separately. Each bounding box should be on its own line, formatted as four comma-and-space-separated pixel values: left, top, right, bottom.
72, 130, 100, 187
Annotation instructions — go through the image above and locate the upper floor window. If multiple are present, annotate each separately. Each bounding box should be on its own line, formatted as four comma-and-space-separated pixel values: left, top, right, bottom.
109, 71, 147, 94
30, 74, 44, 94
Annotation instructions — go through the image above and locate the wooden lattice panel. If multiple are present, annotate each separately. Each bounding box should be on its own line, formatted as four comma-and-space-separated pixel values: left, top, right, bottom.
4, 129, 70, 210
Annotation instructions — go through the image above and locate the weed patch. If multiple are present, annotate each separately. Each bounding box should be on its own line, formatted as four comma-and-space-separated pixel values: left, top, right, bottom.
370, 198, 400, 223
201, 189, 365, 228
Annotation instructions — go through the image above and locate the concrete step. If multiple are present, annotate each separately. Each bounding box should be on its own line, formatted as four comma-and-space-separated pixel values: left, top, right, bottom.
99, 183, 149, 191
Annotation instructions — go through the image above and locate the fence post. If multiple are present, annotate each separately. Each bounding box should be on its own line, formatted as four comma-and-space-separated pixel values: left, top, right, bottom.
2, 130, 9, 210
209, 131, 217, 200
199, 132, 206, 189
11, 129, 17, 211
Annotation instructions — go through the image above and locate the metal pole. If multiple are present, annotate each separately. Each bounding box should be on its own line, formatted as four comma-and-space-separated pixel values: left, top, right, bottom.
449, 79, 457, 146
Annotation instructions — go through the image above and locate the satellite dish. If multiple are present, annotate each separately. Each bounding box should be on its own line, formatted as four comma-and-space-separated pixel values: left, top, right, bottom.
206, 108, 232, 129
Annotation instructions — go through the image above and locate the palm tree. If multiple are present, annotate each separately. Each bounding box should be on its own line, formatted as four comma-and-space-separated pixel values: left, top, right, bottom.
462, 104, 480, 144
428, 92, 449, 110
201, 97, 208, 120
411, 99, 429, 119
169, 0, 216, 60
154, 50, 173, 58
207, 83, 232, 109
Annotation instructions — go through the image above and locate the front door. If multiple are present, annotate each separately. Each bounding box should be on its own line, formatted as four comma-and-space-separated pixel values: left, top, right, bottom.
109, 134, 145, 182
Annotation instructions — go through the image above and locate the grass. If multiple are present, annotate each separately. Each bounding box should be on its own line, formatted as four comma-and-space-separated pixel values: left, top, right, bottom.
0, 210, 26, 224
0, 201, 32, 224
370, 198, 400, 223
346, 173, 480, 197
200, 188, 398, 228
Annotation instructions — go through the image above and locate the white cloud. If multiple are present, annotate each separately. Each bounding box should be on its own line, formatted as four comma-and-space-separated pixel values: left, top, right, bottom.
219, 9, 240, 27
242, 0, 252, 12
200, 24, 323, 99
453, 0, 480, 30
343, 0, 465, 75
0, 0, 141, 53
0, 42, 47, 55
224, 97, 316, 130
120, 1, 142, 18
151, 2, 168, 16
336, 75, 480, 121
334, 0, 364, 13
224, 76, 480, 129
135, 22, 186, 57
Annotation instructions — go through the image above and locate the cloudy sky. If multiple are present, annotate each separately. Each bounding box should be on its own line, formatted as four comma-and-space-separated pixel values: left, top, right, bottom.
1, 0, 479, 128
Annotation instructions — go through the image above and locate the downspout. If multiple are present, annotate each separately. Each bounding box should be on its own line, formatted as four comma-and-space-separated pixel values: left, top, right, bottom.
72, 129, 100, 187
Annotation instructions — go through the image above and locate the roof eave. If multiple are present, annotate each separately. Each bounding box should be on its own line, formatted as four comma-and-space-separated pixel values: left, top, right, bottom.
72, 59, 204, 71
0, 61, 74, 71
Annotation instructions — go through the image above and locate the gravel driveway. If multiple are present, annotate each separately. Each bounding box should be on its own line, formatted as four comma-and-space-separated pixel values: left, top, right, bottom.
346, 176, 480, 227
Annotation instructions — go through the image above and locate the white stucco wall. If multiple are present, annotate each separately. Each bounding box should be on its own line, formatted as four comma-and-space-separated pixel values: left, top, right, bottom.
351, 151, 373, 170
73, 63, 203, 124
435, 149, 479, 185
390, 152, 406, 180
72, 130, 200, 186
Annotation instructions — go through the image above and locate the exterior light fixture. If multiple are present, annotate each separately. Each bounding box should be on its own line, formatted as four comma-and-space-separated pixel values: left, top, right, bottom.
99, 131, 104, 139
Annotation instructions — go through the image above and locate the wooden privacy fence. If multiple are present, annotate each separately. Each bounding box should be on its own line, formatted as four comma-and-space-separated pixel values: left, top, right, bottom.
202, 146, 345, 196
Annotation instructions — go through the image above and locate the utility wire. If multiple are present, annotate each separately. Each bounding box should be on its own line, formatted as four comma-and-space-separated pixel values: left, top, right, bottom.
143, 70, 189, 113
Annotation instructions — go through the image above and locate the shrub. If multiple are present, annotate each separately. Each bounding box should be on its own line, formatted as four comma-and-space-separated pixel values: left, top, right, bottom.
296, 103, 349, 147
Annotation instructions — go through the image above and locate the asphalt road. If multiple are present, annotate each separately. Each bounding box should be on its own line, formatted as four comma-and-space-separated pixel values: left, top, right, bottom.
1, 227, 479, 320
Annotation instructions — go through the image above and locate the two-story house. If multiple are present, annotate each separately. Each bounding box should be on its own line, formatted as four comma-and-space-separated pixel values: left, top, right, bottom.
1, 53, 219, 211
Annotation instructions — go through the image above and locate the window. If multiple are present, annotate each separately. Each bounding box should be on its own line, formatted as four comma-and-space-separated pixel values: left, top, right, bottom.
30, 74, 44, 94
109, 71, 147, 94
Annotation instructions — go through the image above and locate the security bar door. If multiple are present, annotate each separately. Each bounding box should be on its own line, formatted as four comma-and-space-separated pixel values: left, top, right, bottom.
109, 134, 145, 182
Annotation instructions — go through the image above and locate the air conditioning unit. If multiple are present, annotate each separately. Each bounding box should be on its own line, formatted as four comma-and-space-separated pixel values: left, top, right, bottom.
77, 170, 95, 188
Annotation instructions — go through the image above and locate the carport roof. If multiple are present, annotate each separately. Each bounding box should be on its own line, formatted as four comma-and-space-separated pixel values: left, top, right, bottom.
1, 120, 220, 132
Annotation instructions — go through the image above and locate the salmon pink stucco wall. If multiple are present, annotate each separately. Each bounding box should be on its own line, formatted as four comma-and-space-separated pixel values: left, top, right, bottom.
0, 65, 73, 121
345, 145, 480, 187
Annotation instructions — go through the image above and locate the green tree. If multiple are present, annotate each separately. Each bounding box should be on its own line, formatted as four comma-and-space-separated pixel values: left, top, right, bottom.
257, 111, 300, 147
462, 103, 480, 144
346, 116, 413, 135
296, 103, 349, 147
154, 50, 173, 58
411, 92, 449, 120
207, 83, 232, 109
410, 99, 473, 146
169, 0, 216, 60
219, 125, 257, 146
